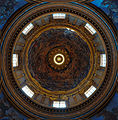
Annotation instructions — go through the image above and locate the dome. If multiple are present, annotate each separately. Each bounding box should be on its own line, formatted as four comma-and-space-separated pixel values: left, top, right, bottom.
1, 1, 117, 119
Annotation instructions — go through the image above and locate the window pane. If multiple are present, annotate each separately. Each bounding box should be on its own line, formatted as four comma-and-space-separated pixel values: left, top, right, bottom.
60, 101, 66, 108
22, 23, 34, 35
53, 13, 66, 19
100, 54, 106, 67
53, 101, 60, 108
85, 23, 96, 35
22, 85, 34, 98
84, 85, 96, 98
12, 54, 18, 67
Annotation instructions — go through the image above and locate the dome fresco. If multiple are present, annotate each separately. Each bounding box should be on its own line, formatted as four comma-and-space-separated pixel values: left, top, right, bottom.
28, 28, 91, 91
0, 0, 118, 120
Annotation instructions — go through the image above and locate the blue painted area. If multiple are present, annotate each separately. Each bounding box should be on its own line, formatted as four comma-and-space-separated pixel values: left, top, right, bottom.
0, 92, 28, 120
0, 91, 4, 98
0, 0, 27, 29
91, 0, 118, 50
91, 0, 118, 30
14, 0, 27, 11
91, 0, 104, 7
91, 92, 118, 120
92, 116, 104, 120
105, 93, 118, 112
